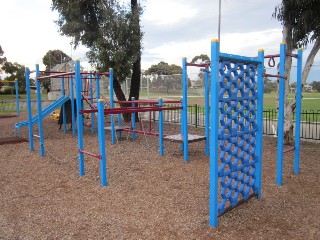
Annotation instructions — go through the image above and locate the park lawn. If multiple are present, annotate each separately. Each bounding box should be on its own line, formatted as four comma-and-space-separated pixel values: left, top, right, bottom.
0, 93, 47, 100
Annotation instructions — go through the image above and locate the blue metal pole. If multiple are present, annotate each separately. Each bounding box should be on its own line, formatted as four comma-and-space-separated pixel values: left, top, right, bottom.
35, 64, 45, 156
182, 57, 188, 162
180, 97, 183, 151
97, 99, 107, 186
204, 69, 209, 156
61, 77, 67, 134
75, 60, 85, 176
70, 74, 76, 135
89, 73, 95, 133
131, 97, 136, 140
15, 80, 20, 116
158, 98, 164, 155
109, 68, 116, 144
294, 49, 303, 174
276, 42, 286, 186
256, 49, 265, 199
209, 39, 220, 227
25, 67, 34, 151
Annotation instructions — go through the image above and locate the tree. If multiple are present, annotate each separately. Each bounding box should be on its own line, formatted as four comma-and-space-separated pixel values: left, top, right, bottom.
0, 45, 6, 65
146, 62, 182, 94
273, 0, 320, 144
41, 49, 72, 92
191, 54, 210, 89
42, 49, 72, 70
52, 0, 143, 119
2, 61, 26, 93
311, 81, 320, 92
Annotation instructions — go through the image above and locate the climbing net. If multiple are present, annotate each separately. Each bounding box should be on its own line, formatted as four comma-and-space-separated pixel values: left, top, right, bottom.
217, 60, 259, 214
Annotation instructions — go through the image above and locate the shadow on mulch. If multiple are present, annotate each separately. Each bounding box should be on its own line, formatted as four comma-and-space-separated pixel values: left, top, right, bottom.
0, 136, 28, 145
0, 114, 18, 119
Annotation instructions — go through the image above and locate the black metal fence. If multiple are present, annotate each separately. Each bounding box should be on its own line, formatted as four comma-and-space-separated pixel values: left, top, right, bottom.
150, 104, 320, 141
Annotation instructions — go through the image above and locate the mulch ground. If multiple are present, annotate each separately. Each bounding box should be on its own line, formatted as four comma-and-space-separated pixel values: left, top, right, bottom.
0, 112, 319, 239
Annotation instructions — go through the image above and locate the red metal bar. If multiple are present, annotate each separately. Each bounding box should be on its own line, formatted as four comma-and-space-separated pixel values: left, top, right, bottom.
120, 128, 170, 136
79, 149, 102, 159
79, 106, 182, 115
264, 54, 280, 59
37, 72, 75, 81
114, 99, 182, 104
286, 53, 298, 58
283, 146, 295, 153
263, 73, 287, 79
186, 62, 210, 68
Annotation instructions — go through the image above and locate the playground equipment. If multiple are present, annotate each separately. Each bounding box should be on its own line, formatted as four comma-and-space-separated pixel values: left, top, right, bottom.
208, 40, 303, 227
0, 79, 20, 116
263, 43, 303, 185
16, 61, 109, 186
209, 39, 265, 227
108, 60, 208, 162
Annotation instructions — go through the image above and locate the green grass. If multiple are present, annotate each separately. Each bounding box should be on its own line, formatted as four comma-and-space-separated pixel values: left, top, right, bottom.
0, 93, 47, 100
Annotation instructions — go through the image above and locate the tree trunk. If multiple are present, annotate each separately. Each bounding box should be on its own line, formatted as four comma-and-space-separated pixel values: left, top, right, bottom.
282, 26, 295, 145
113, 76, 131, 122
302, 38, 320, 87
128, 0, 141, 122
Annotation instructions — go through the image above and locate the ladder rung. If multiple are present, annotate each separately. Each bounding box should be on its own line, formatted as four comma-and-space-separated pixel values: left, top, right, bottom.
283, 146, 294, 153
79, 149, 101, 159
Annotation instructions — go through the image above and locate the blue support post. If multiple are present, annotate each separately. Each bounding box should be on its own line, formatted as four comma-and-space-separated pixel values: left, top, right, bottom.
182, 57, 188, 162
180, 97, 183, 151
61, 77, 67, 134
109, 68, 116, 144
25, 67, 34, 152
209, 39, 220, 227
131, 97, 136, 140
70, 75, 76, 135
97, 99, 107, 186
276, 42, 286, 186
204, 69, 209, 156
294, 49, 303, 174
256, 49, 265, 199
15, 80, 20, 116
35, 64, 45, 156
90, 73, 95, 133
75, 60, 85, 176
158, 98, 164, 155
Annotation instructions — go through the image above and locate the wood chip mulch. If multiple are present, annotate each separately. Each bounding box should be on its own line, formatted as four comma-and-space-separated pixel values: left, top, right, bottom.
0, 113, 319, 239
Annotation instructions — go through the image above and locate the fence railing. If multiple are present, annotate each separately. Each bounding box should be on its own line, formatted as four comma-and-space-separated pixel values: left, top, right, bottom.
150, 104, 320, 141
2, 100, 319, 141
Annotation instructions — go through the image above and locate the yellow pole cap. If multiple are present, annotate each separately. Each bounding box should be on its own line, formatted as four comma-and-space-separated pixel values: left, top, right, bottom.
211, 39, 219, 42
280, 42, 286, 45
98, 99, 104, 102
258, 49, 264, 52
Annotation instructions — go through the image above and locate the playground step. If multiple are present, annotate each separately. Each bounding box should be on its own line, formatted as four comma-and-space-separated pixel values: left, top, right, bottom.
163, 134, 206, 143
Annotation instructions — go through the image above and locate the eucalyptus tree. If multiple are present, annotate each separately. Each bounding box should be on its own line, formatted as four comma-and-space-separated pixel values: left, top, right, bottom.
273, 0, 320, 144
52, 0, 143, 112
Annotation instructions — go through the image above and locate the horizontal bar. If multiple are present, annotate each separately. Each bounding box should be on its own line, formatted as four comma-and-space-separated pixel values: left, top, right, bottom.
283, 146, 295, 153
220, 52, 261, 64
79, 149, 102, 159
80, 106, 183, 115
186, 62, 210, 68
263, 73, 287, 79
0, 80, 16, 83
120, 128, 170, 136
114, 99, 182, 104
264, 54, 280, 59
37, 72, 75, 81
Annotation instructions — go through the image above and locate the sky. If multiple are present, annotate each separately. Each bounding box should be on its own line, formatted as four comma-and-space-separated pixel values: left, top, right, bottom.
0, 0, 319, 82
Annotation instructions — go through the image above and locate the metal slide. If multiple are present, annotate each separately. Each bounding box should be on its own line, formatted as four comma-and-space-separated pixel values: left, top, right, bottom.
15, 96, 70, 129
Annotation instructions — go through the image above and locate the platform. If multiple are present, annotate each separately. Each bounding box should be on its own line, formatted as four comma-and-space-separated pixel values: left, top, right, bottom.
104, 126, 128, 132
163, 134, 206, 143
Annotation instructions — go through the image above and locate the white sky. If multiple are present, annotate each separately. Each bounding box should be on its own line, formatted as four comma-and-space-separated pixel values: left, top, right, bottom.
0, 0, 319, 82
